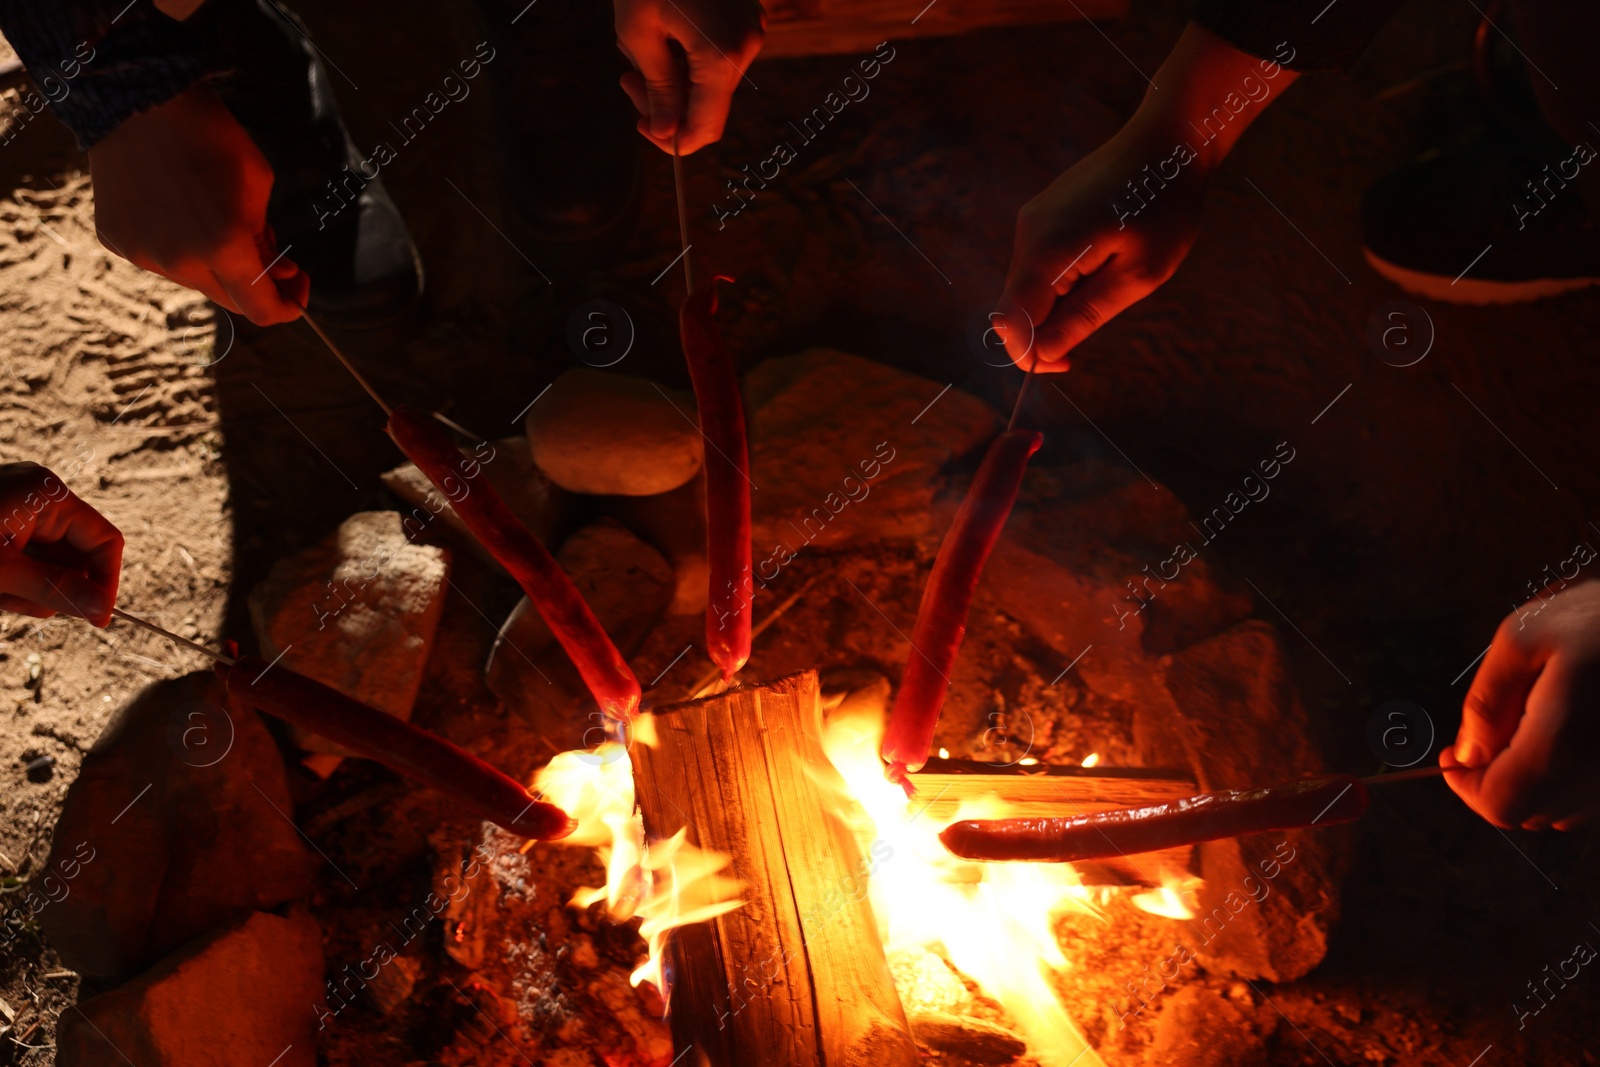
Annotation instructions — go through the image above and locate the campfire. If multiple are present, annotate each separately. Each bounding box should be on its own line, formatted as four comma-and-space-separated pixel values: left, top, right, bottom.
533, 668, 1212, 1067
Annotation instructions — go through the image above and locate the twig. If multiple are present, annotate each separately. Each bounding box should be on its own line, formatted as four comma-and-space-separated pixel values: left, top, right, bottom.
686, 575, 819, 699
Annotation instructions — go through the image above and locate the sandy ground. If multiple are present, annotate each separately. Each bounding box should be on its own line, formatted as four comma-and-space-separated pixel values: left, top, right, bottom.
2, 0, 1599, 1062
0, 118, 236, 1050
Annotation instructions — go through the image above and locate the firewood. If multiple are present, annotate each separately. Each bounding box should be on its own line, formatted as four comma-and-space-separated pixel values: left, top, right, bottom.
632, 671, 920, 1067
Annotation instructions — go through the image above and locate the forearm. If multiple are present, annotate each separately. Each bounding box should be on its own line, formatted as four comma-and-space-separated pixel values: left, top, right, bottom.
0, 0, 218, 148
1124, 22, 1299, 171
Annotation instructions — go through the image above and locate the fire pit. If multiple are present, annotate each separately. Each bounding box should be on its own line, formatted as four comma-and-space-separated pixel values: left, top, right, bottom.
39, 353, 1344, 1067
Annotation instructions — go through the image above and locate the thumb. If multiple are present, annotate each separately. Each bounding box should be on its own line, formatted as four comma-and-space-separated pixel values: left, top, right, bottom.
1031, 258, 1145, 361
1456, 626, 1541, 768
0, 549, 111, 623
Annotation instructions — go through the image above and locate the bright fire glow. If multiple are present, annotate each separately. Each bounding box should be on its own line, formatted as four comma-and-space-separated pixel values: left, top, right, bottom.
533, 737, 744, 996
1080, 752, 1100, 768
535, 688, 1195, 1067
816, 690, 1107, 1067
1130, 876, 1200, 920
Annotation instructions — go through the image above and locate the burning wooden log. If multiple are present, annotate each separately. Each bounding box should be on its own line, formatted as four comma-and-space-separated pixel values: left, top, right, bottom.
628, 675, 1202, 1066
631, 671, 920, 1067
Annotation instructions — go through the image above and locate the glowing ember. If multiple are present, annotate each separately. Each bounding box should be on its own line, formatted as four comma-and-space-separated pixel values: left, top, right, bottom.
533, 731, 744, 999
1080, 752, 1100, 768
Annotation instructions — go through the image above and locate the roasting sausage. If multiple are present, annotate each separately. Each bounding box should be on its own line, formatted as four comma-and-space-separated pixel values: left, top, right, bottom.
680, 278, 753, 680
219, 656, 575, 840
387, 406, 641, 720
938, 774, 1367, 862
881, 429, 1043, 780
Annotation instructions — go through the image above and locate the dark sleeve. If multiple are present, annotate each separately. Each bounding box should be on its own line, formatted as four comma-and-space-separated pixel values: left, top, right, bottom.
0, 0, 222, 148
1192, 0, 1409, 71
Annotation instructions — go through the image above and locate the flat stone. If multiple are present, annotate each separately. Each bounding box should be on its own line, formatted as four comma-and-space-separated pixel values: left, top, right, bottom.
57, 908, 323, 1067
1144, 985, 1271, 1067
39, 672, 317, 979
746, 349, 1000, 554
1136, 621, 1346, 983
249, 510, 450, 756
526, 369, 703, 496
381, 434, 567, 564
486, 519, 673, 747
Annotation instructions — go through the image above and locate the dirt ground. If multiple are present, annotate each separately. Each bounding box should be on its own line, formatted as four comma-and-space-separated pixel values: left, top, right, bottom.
3, 0, 1599, 1062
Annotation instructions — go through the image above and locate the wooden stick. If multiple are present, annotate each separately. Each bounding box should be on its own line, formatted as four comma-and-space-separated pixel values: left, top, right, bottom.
1006, 349, 1038, 433
108, 608, 235, 665
1364, 763, 1455, 784
303, 311, 393, 417
672, 131, 692, 296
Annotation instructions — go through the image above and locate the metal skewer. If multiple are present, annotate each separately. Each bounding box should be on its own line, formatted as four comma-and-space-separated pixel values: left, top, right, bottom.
1363, 763, 1457, 785
302, 311, 393, 417
672, 129, 693, 295
109, 607, 235, 665
1007, 349, 1039, 432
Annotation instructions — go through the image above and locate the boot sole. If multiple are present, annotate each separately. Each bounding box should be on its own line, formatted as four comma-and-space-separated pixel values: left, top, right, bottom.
1364, 248, 1600, 305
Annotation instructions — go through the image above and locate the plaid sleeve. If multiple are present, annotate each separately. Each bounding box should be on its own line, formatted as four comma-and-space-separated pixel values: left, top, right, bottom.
1192, 0, 1409, 71
0, 0, 222, 147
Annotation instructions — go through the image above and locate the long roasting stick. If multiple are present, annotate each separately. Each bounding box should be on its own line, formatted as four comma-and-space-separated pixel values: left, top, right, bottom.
672, 130, 693, 295
1007, 349, 1039, 432
303, 311, 393, 416
109, 607, 235, 665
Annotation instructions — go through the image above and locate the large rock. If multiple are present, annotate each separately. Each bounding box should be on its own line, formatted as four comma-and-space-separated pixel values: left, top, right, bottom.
40, 673, 317, 979
486, 519, 673, 745
594, 476, 709, 616
526, 369, 703, 496
57, 909, 323, 1067
381, 434, 567, 564
249, 510, 450, 756
1137, 622, 1345, 983
745, 348, 1001, 553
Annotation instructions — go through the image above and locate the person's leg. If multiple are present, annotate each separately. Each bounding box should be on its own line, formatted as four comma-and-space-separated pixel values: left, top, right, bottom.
1361, 1, 1600, 304
184, 0, 424, 327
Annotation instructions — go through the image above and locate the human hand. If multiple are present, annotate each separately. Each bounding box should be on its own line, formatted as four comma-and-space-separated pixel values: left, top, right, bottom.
1443, 579, 1600, 830
994, 23, 1296, 370
88, 84, 309, 325
995, 113, 1212, 371
614, 0, 764, 155
0, 463, 124, 628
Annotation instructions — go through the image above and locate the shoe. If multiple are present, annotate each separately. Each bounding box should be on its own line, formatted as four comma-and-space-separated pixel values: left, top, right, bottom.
189, 0, 424, 327
1362, 123, 1600, 305
478, 0, 643, 256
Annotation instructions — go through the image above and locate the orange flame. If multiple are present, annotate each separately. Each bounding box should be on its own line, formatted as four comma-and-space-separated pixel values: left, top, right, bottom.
537, 686, 1196, 1065
533, 727, 743, 1001
817, 686, 1108, 1067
